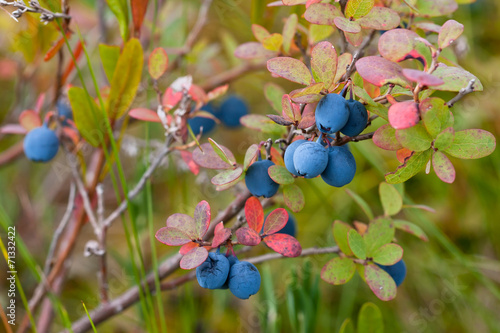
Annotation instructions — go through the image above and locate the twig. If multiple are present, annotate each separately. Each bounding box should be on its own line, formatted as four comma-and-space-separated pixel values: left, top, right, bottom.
96, 183, 109, 303
0, 0, 70, 23
446, 79, 476, 108
335, 131, 375, 145
199, 62, 267, 91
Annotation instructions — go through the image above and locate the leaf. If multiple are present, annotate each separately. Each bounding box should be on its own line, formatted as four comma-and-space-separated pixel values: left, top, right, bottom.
334, 17, 362, 34
420, 97, 449, 137
310, 41, 338, 89
44, 31, 72, 62
268, 165, 295, 185
364, 264, 397, 301
339, 319, 355, 333
179, 242, 198, 255
438, 20, 464, 49
108, 38, 144, 119
344, 31, 364, 47
180, 151, 200, 176
444, 129, 496, 159
356, 56, 411, 88
432, 151, 455, 183
378, 29, 420, 62
353, 85, 376, 107
262, 33, 283, 51
282, 14, 298, 54
148, 47, 168, 80
298, 103, 316, 129
0, 124, 26, 135
212, 227, 232, 248
289, 86, 324, 103
402, 69, 444, 87
192, 142, 236, 170
99, 44, 121, 83
166, 213, 197, 239
245, 197, 265, 232
68, 87, 106, 147
333, 220, 354, 256
179, 247, 209, 270
208, 138, 236, 167
385, 149, 432, 184
434, 127, 455, 151
244, 144, 260, 171
395, 124, 433, 152
129, 108, 161, 122
211, 167, 243, 186
207, 85, 229, 102
264, 82, 286, 113
345, 0, 374, 19
432, 64, 483, 92
281, 94, 295, 121
379, 182, 403, 216
252, 24, 270, 43
413, 0, 458, 18
321, 257, 356, 285
155, 227, 192, 246
309, 24, 335, 46
263, 208, 288, 235
388, 101, 420, 130
373, 124, 403, 151
414, 21, 442, 33
372, 244, 403, 265
304, 3, 342, 25
357, 302, 384, 333
283, 184, 305, 213
267, 57, 313, 86
348, 229, 366, 260
363, 217, 395, 256
131, 0, 149, 36
345, 189, 374, 221
334, 53, 353, 84
264, 234, 302, 257
240, 114, 287, 135
234, 42, 277, 59
270, 147, 286, 167
107, 0, 129, 41
236, 227, 261, 246
267, 115, 294, 126
356, 7, 400, 30
393, 219, 429, 241
19, 110, 42, 131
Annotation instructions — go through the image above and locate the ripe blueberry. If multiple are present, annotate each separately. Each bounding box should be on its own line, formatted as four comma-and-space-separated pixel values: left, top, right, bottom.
220, 255, 239, 289
377, 259, 407, 287
188, 103, 218, 136
315, 93, 349, 134
228, 260, 261, 299
292, 141, 329, 178
56, 99, 73, 124
23, 126, 59, 163
320, 146, 356, 187
196, 252, 230, 289
284, 139, 307, 176
219, 95, 248, 128
340, 99, 368, 137
245, 159, 279, 198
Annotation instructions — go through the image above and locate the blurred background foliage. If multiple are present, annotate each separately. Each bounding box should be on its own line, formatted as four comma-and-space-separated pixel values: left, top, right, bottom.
0, 0, 499, 332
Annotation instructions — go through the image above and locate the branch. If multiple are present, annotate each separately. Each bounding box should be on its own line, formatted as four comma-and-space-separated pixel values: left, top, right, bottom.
446, 79, 476, 108
0, 0, 70, 23
335, 131, 375, 145
199, 62, 267, 92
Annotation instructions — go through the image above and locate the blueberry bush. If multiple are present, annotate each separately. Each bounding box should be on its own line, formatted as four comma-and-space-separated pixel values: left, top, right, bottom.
0, 0, 499, 332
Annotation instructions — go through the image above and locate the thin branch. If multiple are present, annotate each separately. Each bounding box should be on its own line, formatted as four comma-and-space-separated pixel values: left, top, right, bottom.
335, 131, 375, 146
0, 0, 70, 23
199, 62, 267, 92
446, 79, 476, 108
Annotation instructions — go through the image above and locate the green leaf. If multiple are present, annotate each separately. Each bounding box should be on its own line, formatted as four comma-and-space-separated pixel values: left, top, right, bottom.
393, 219, 429, 241
420, 97, 449, 137
334, 53, 353, 84
385, 149, 432, 184
311, 41, 337, 90
252, 24, 270, 43
262, 33, 283, 52
68, 87, 106, 147
395, 124, 433, 152
99, 44, 120, 83
333, 220, 355, 256
211, 167, 243, 186
413, 0, 458, 17
444, 129, 496, 159
321, 257, 356, 285
432, 151, 456, 183
106, 0, 129, 41
432, 64, 483, 92
363, 217, 394, 257
339, 319, 355, 333
438, 20, 464, 50
356, 7, 400, 30
309, 24, 335, 45
268, 165, 294, 185
289, 83, 324, 103
240, 114, 287, 136
345, 189, 374, 221
334, 17, 362, 34
373, 124, 402, 151
379, 182, 403, 216
434, 127, 455, 151
208, 138, 235, 167
357, 302, 384, 333
108, 38, 144, 119
148, 47, 168, 80
264, 83, 286, 114
282, 14, 298, 54
345, 0, 374, 19
283, 184, 305, 213
267, 57, 313, 86
372, 243, 403, 265
364, 264, 397, 301
366, 103, 388, 121
348, 229, 366, 260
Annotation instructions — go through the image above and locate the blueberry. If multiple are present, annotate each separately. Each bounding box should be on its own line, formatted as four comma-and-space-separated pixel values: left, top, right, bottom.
340, 99, 368, 137
196, 252, 230, 290
220, 255, 239, 290
315, 93, 350, 134
262, 210, 296, 237
292, 141, 329, 178
56, 99, 73, 124
284, 139, 307, 176
219, 95, 248, 128
377, 259, 407, 287
320, 146, 356, 187
228, 261, 261, 299
23, 126, 59, 163
188, 103, 218, 136
245, 159, 279, 198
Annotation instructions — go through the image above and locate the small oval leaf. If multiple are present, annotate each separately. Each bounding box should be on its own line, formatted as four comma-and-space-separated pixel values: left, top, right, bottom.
321, 257, 356, 285
180, 247, 209, 270
236, 227, 261, 246
264, 233, 302, 257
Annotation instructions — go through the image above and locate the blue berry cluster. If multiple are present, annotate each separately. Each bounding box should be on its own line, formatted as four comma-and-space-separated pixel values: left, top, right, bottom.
196, 252, 261, 299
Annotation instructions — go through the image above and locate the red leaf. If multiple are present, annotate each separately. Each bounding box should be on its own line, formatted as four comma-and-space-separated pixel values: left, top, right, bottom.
44, 31, 73, 62
194, 200, 211, 239
263, 208, 288, 235
432, 151, 455, 183
264, 234, 302, 257
179, 242, 198, 255
207, 84, 229, 101
356, 56, 411, 88
180, 150, 200, 175
148, 47, 168, 80
388, 101, 420, 130
162, 87, 183, 110
234, 42, 277, 59
155, 227, 192, 246
62, 41, 84, 85
245, 197, 264, 232
129, 108, 162, 122
166, 213, 197, 239
372, 124, 403, 151
270, 147, 285, 167
0, 124, 27, 135
19, 110, 42, 131
298, 103, 316, 129
235, 227, 261, 246
131, 0, 150, 37
192, 143, 237, 170
402, 69, 444, 87
212, 228, 232, 248
214, 222, 224, 235
180, 247, 209, 270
